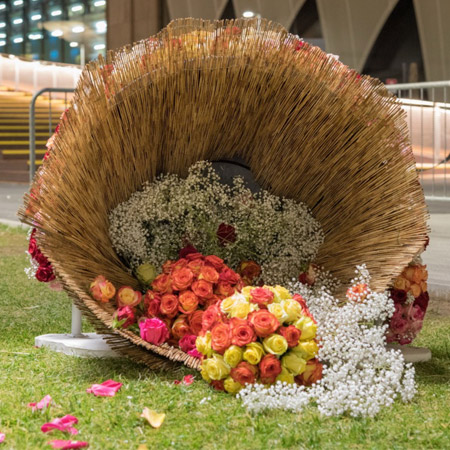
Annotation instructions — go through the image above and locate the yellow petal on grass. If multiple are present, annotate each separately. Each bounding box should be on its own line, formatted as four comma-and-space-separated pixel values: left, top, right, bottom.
141, 407, 166, 428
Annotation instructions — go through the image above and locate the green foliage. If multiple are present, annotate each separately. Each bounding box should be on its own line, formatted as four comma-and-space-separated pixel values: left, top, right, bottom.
0, 224, 449, 449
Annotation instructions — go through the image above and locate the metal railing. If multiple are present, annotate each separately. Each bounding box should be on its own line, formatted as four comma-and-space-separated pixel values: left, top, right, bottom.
386, 81, 450, 200
29, 87, 75, 182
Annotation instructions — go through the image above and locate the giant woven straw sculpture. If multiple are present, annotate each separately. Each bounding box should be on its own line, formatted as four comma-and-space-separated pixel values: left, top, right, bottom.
20, 18, 428, 369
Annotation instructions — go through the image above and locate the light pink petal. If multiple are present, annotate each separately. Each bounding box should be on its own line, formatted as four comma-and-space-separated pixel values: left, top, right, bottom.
183, 375, 195, 386
47, 440, 88, 449
0, 432, 5, 443
28, 395, 52, 412
86, 380, 122, 397
41, 415, 79, 435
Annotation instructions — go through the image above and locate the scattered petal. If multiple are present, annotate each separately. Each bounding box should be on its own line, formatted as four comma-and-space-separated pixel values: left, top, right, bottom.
86, 379, 122, 397
0, 433, 5, 443
47, 440, 88, 449
173, 380, 181, 385
28, 395, 52, 411
137, 445, 148, 450
41, 415, 78, 435
183, 375, 195, 386
141, 408, 165, 428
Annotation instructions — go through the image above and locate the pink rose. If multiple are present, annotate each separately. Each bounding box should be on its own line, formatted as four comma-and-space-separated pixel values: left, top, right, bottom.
179, 334, 197, 353
389, 314, 409, 335
409, 304, 425, 322
139, 318, 169, 345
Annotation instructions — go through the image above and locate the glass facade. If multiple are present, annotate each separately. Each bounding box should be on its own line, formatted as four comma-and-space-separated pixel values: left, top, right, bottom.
0, 0, 106, 64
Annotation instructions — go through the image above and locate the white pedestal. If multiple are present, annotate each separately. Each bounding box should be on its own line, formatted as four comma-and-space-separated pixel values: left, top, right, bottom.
35, 332, 121, 358
387, 344, 432, 363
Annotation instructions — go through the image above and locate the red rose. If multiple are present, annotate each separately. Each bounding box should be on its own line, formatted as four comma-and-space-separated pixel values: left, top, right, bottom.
250, 287, 274, 307
145, 291, 161, 317
28, 237, 38, 259
204, 255, 224, 271
172, 315, 191, 339
178, 290, 199, 314
178, 245, 198, 259
160, 294, 179, 318
211, 380, 225, 391
238, 260, 261, 283
211, 323, 232, 354
279, 325, 301, 347
295, 358, 323, 386
248, 310, 279, 338
298, 264, 318, 286
179, 334, 197, 353
115, 306, 135, 328
35, 265, 55, 282
192, 280, 213, 299
187, 259, 204, 276
230, 318, 256, 347
186, 252, 204, 261
217, 223, 236, 246
199, 265, 220, 284
231, 361, 258, 385
390, 289, 407, 304
414, 292, 429, 312
215, 281, 235, 298
259, 354, 282, 384
152, 274, 172, 294
188, 310, 204, 335
172, 268, 194, 291
34, 250, 50, 266
202, 304, 223, 332
219, 268, 240, 285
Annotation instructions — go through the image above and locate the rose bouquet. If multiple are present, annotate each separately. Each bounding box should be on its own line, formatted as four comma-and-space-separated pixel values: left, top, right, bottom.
195, 285, 322, 393
386, 262, 429, 345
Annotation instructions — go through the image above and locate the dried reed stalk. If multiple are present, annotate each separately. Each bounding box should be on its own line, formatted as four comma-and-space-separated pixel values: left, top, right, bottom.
18, 18, 428, 369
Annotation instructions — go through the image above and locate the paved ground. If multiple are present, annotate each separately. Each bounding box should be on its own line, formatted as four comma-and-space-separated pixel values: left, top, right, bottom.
1, 182, 449, 292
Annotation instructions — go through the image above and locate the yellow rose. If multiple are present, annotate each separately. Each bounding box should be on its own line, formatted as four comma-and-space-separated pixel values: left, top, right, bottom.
282, 351, 307, 376
268, 303, 289, 324
220, 293, 247, 315
223, 345, 244, 368
202, 354, 230, 380
224, 376, 243, 394
294, 316, 317, 341
243, 342, 265, 365
135, 262, 157, 285
241, 286, 253, 300
274, 285, 291, 300
200, 364, 211, 383
196, 332, 213, 357
100, 281, 116, 300
276, 367, 295, 384
263, 334, 288, 356
230, 301, 251, 319
292, 340, 319, 361
281, 299, 302, 323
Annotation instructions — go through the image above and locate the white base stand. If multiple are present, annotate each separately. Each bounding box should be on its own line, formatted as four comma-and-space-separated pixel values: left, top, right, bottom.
35, 332, 121, 358
387, 344, 432, 363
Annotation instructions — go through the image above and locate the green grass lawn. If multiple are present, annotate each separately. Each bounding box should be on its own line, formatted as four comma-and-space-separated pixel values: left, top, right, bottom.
0, 224, 449, 450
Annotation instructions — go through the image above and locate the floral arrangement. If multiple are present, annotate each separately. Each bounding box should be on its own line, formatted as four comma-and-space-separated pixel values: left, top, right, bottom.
196, 285, 322, 393
108, 161, 324, 285
386, 261, 429, 345
90, 252, 243, 356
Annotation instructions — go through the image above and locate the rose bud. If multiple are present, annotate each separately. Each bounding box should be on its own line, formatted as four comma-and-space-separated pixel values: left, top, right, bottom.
135, 262, 157, 285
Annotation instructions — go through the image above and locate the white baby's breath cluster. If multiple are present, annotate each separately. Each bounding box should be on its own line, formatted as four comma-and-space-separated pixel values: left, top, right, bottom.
108, 161, 324, 284
238, 265, 416, 417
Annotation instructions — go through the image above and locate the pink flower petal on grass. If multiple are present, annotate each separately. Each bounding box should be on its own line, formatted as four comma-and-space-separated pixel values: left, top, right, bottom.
0, 432, 5, 443
183, 375, 195, 386
41, 415, 78, 435
86, 379, 122, 397
47, 440, 88, 449
28, 395, 52, 411
173, 380, 181, 385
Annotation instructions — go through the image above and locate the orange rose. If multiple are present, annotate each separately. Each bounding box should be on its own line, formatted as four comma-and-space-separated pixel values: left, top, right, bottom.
279, 325, 301, 347
199, 265, 220, 284
162, 260, 174, 274
178, 290, 199, 314
172, 268, 194, 291
215, 281, 235, 298
90, 275, 116, 303
230, 361, 258, 385
211, 322, 232, 354
160, 293, 179, 318
412, 265, 428, 284
230, 318, 256, 347
116, 286, 142, 307
421, 281, 427, 293
188, 259, 204, 276
394, 276, 410, 291
346, 283, 368, 302
250, 287, 274, 307
172, 315, 191, 339
145, 291, 161, 317
403, 266, 415, 282
238, 260, 261, 283
204, 255, 224, 271
248, 310, 279, 338
295, 358, 323, 386
192, 280, 213, 299
410, 283, 421, 298
259, 354, 282, 384
171, 258, 188, 272
188, 310, 204, 335
152, 274, 172, 294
